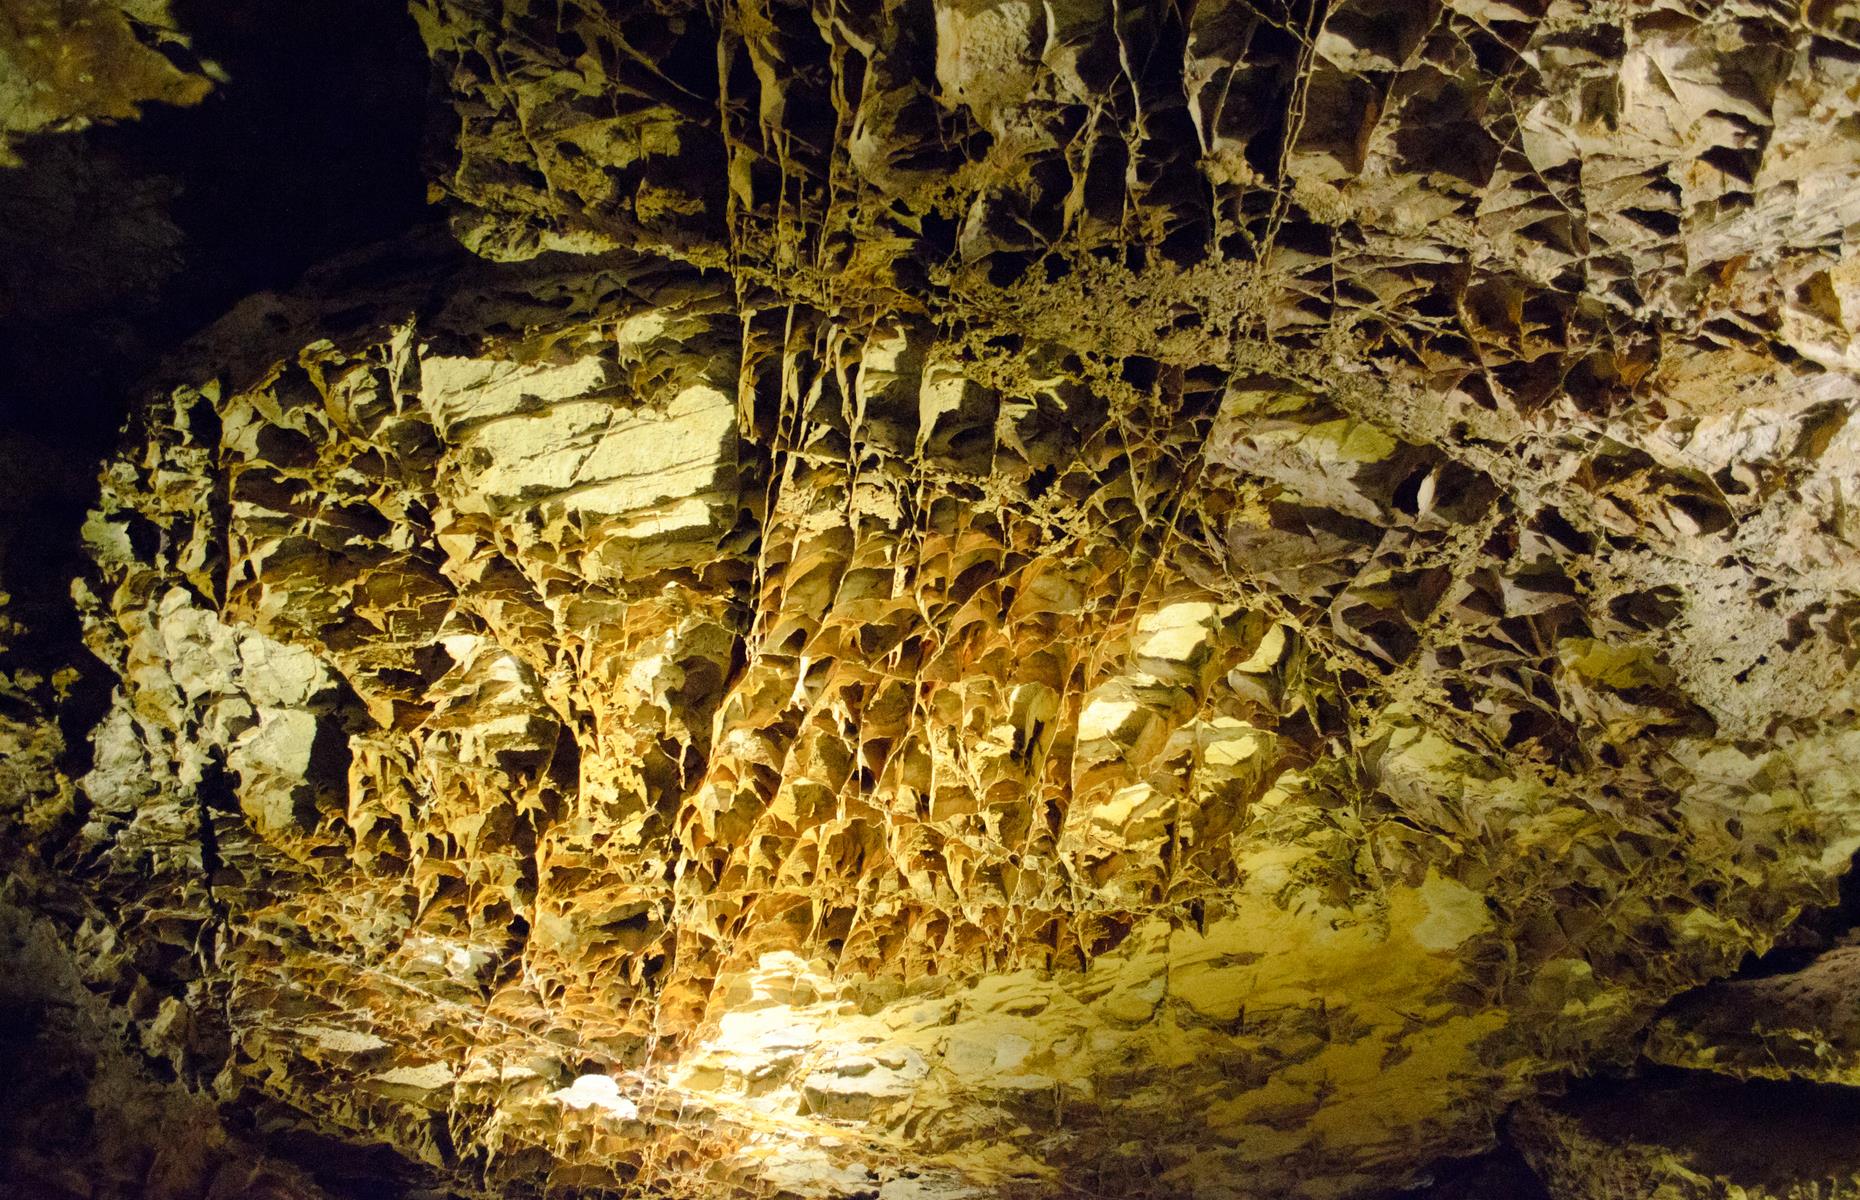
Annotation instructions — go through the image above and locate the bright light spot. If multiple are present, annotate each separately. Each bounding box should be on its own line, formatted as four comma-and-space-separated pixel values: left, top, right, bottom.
549, 1073, 640, 1119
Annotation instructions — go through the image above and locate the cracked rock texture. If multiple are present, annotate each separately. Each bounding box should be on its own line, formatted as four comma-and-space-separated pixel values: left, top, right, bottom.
8, 1, 1860, 1198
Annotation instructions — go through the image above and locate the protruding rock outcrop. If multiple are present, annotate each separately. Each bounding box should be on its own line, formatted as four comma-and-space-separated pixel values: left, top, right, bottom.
5, 1, 1860, 1197
1647, 942, 1860, 1086
0, 0, 213, 165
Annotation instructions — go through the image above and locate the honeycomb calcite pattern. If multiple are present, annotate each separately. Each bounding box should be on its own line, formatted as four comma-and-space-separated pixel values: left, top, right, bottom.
8, 1, 1860, 1198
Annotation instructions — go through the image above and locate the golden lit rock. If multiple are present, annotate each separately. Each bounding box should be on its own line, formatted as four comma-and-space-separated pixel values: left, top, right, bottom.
5, 1, 1860, 1197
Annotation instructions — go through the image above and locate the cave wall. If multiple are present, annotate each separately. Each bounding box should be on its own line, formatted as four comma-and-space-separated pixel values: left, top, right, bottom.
4, 1, 1860, 1198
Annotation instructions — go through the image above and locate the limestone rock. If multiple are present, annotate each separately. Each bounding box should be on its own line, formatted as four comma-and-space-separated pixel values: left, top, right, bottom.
0, 0, 215, 165
52, 228, 1860, 1195
6, 0, 1860, 1197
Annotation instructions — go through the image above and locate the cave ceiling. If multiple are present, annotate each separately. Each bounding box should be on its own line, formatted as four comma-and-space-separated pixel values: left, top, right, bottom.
5, 1, 1860, 1198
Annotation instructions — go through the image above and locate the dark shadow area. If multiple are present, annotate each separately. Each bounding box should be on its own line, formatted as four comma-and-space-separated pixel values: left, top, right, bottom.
1547, 1066, 1860, 1189
0, 0, 434, 455
0, 0, 438, 830
1385, 1136, 1552, 1200
0, 990, 105, 1200
250, 1125, 456, 1200
0, 35, 443, 1158
0, 913, 465, 1200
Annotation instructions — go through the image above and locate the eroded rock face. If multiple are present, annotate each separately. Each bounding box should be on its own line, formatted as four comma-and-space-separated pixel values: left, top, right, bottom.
7, 0, 1860, 1197
62, 266, 1860, 1195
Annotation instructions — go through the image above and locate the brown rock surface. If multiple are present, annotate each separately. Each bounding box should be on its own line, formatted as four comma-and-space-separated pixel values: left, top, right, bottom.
1646, 941, 1860, 1085
4, 1, 1860, 1197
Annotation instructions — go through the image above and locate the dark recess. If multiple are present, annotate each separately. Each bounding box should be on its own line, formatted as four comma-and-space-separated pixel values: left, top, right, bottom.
1387, 1136, 1553, 1200
0, 0, 438, 839
1543, 1067, 1860, 1187
0, 5, 440, 1195
0, 0, 434, 454
0, 0, 436, 677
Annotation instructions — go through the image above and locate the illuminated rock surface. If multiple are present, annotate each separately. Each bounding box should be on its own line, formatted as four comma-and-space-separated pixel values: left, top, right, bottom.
5, 1, 1860, 1198
0, 0, 213, 165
